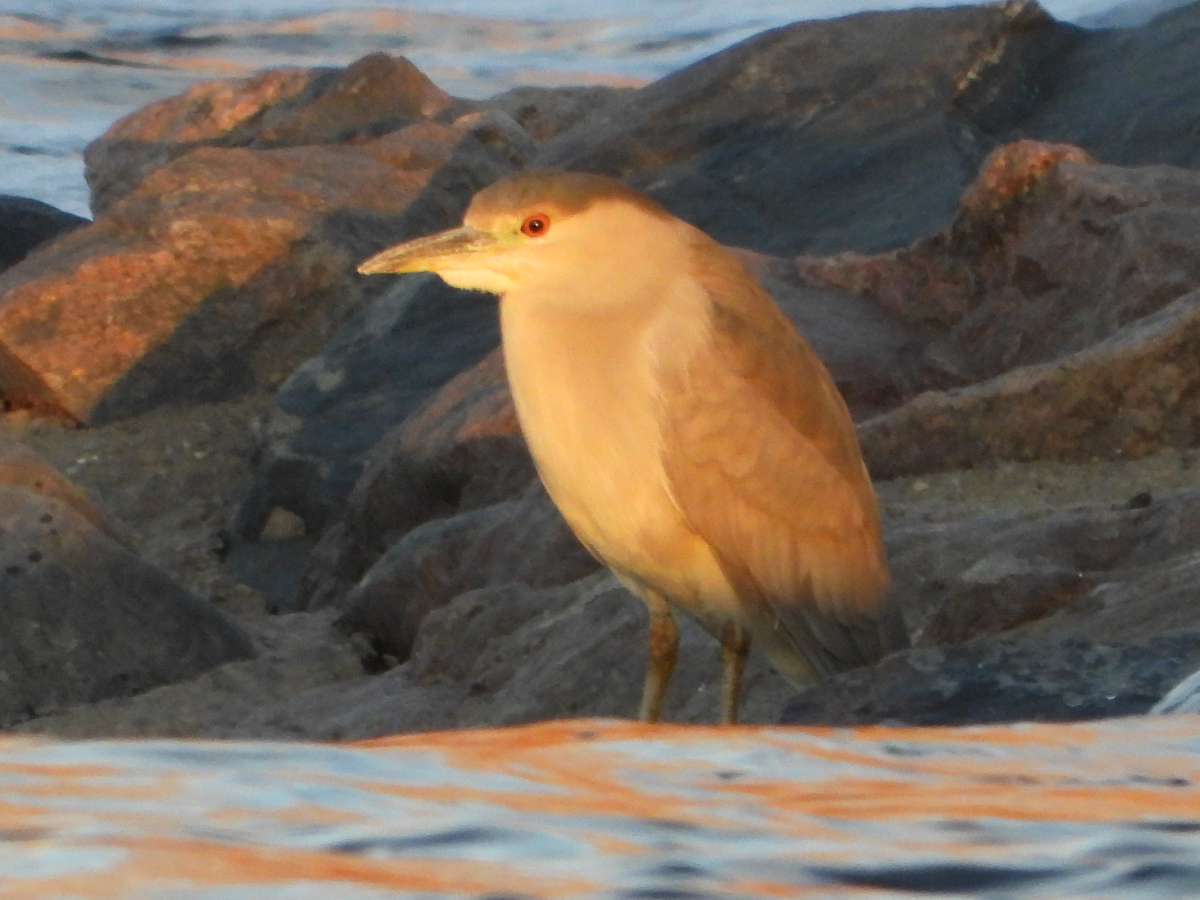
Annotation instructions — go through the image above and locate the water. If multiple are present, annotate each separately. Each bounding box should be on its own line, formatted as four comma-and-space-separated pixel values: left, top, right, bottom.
0, 0, 1189, 215
2, 717, 1200, 897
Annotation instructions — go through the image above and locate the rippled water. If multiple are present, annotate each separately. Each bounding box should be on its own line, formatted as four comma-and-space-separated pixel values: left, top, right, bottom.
3, 718, 1200, 897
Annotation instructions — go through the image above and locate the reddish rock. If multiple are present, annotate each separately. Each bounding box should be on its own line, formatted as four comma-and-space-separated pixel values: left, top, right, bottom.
85, 53, 463, 215
859, 289, 1200, 476
799, 143, 1200, 387
794, 142, 1099, 333
254, 52, 455, 148
0, 114, 517, 425
85, 67, 325, 215
780, 141, 1200, 474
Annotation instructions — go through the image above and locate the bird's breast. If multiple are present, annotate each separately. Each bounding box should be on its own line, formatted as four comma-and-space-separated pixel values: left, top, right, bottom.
498, 290, 717, 599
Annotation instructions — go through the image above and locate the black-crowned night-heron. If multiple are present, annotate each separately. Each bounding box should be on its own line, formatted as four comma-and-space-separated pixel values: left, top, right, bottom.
359, 169, 908, 724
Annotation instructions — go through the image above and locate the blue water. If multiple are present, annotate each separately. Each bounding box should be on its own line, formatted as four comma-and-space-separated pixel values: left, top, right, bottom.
0, 0, 1190, 214
3, 718, 1200, 897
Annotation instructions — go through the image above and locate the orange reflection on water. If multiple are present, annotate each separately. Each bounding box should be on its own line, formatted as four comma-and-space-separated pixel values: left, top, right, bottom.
0, 717, 1198, 896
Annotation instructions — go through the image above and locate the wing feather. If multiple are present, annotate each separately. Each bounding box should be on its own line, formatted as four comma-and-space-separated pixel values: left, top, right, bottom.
659, 237, 908, 676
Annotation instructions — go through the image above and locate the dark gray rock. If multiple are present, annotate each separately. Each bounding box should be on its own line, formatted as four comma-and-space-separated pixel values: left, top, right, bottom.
0, 432, 134, 548
1015, 0, 1200, 169
1079, 0, 1195, 28
335, 482, 599, 662
0, 196, 87, 272
780, 631, 1200, 726
886, 486, 1200, 645
538, 2, 1080, 255
235, 274, 500, 543
487, 85, 635, 143
0, 486, 255, 726
299, 348, 534, 611
228, 572, 796, 738
778, 483, 1200, 726
919, 553, 1091, 646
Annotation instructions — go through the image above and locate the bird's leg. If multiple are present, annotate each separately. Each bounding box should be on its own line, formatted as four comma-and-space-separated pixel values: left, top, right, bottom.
718, 622, 750, 725
639, 590, 679, 723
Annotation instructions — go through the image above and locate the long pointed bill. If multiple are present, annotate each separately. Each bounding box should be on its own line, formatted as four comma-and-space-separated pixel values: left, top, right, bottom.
357, 226, 499, 275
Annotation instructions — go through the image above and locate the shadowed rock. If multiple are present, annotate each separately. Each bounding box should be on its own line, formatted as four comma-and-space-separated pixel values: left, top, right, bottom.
233, 275, 501, 544
334, 482, 599, 663
0, 196, 87, 273
0, 483, 254, 727
538, 2, 1081, 255
488, 85, 635, 143
260, 482, 1200, 734
0, 433, 133, 548
228, 572, 797, 737
299, 348, 535, 611
779, 631, 1200, 726
886, 487, 1200, 647
860, 289, 1200, 477
1004, 0, 1200, 168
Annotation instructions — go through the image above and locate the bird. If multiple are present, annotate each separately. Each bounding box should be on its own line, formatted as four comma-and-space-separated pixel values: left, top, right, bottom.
358, 169, 908, 724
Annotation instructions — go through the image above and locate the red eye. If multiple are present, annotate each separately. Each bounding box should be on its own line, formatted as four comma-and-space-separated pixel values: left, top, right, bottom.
521, 213, 551, 237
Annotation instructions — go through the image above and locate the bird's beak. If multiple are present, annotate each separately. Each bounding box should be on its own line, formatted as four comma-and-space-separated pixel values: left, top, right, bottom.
357, 226, 498, 275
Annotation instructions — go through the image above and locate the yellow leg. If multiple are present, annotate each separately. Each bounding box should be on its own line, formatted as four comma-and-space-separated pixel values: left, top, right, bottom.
639, 590, 679, 723
719, 622, 750, 725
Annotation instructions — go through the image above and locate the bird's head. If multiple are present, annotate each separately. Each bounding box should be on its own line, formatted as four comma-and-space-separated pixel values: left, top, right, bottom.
358, 170, 682, 303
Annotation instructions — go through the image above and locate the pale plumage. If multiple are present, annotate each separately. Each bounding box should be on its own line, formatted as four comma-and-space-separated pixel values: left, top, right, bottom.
359, 169, 908, 723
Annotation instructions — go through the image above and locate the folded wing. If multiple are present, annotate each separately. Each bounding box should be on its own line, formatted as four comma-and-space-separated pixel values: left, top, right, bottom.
659, 242, 908, 676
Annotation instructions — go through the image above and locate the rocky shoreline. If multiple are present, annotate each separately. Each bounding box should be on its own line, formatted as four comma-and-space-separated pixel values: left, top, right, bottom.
3, 0, 1200, 738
